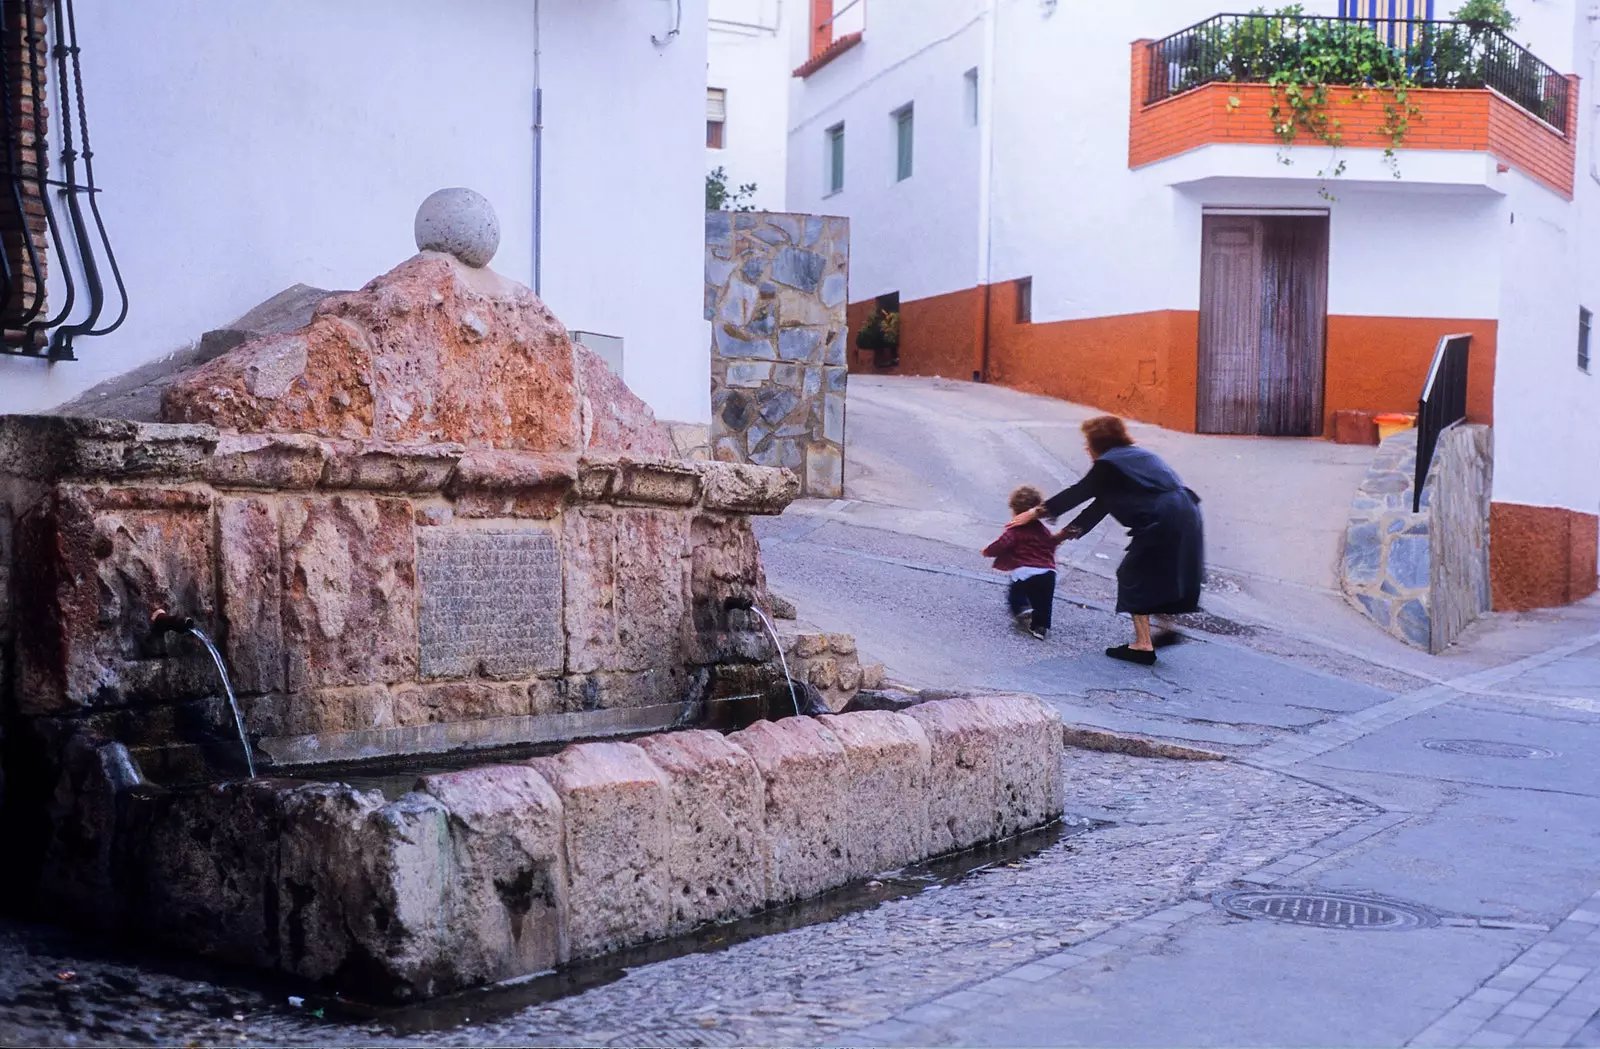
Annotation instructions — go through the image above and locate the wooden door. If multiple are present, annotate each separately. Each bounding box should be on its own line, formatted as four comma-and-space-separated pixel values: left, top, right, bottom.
1197, 214, 1329, 436
1257, 216, 1328, 436
1197, 216, 1263, 434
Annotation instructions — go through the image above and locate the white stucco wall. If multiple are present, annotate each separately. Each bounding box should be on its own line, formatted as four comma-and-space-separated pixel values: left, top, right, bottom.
708, 0, 790, 211
786, 0, 986, 304
5, 0, 712, 425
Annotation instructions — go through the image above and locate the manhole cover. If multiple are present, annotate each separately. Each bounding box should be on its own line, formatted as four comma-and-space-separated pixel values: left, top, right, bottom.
1421, 739, 1556, 760
1216, 890, 1437, 930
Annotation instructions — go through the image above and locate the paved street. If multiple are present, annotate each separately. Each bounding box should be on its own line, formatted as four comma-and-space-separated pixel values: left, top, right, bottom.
4, 375, 1600, 1047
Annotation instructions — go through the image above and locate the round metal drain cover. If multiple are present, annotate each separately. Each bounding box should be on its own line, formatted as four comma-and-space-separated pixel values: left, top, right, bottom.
1422, 739, 1556, 760
1217, 890, 1437, 930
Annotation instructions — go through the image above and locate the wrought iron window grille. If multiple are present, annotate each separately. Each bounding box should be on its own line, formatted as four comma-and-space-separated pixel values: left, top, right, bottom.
1, 0, 126, 360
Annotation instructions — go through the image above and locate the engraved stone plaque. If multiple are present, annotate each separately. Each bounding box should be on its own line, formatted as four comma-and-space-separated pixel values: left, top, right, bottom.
417, 529, 563, 679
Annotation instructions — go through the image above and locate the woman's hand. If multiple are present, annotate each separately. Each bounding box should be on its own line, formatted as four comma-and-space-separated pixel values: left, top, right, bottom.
1057, 526, 1084, 541
1007, 507, 1041, 528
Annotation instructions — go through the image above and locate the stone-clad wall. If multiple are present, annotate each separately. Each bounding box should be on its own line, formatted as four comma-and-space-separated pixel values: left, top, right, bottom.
0, 416, 798, 780
705, 211, 849, 498
1340, 425, 1491, 652
78, 694, 1063, 1002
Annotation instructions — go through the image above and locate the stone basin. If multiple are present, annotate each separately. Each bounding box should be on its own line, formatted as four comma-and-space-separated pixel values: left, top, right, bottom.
62, 694, 1062, 1002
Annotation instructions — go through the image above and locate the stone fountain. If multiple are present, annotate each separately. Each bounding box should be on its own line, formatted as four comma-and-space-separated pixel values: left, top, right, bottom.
0, 191, 1063, 1002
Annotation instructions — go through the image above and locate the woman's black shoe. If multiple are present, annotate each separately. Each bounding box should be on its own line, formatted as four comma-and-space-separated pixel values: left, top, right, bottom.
1106, 645, 1157, 666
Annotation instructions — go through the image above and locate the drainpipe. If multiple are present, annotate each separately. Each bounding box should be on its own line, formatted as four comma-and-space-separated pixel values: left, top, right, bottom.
975, 0, 999, 381
533, 0, 544, 295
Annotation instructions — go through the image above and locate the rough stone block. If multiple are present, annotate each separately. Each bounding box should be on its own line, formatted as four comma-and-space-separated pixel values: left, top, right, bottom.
613, 460, 701, 507
391, 681, 530, 726
341, 791, 457, 1000
245, 684, 395, 737
218, 497, 283, 694
276, 782, 385, 981
906, 697, 1002, 853
126, 779, 287, 968
203, 433, 329, 489
321, 441, 463, 492
729, 717, 852, 904
805, 444, 843, 498
636, 729, 767, 932
416, 529, 563, 679
562, 509, 617, 675
818, 711, 932, 874
280, 495, 418, 691
575, 346, 676, 458
696, 461, 799, 515
15, 484, 218, 713
447, 449, 577, 518
979, 693, 1066, 836
615, 510, 690, 671
686, 513, 770, 664
530, 742, 670, 958
420, 765, 569, 982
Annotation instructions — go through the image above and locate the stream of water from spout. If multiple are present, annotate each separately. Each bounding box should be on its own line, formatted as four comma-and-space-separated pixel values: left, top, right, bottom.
749, 606, 800, 718
187, 627, 256, 778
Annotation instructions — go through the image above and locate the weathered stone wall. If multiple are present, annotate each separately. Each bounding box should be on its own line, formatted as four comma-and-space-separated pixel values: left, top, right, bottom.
64, 694, 1064, 1002
0, 252, 802, 783
1339, 424, 1492, 652
0, 417, 798, 780
778, 630, 885, 711
705, 211, 849, 498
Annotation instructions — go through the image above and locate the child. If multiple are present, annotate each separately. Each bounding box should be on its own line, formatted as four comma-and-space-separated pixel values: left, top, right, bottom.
982, 485, 1073, 640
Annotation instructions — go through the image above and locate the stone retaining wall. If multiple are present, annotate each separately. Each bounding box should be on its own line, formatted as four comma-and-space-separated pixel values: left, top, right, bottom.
70, 694, 1064, 1002
706, 211, 849, 497
1340, 424, 1492, 652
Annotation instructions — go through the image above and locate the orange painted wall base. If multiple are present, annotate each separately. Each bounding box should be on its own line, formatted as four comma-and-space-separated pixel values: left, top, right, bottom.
1490, 502, 1600, 611
849, 285, 1497, 436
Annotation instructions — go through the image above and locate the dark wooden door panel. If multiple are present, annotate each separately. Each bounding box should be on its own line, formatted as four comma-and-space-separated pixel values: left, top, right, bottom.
1258, 216, 1329, 436
1197, 216, 1263, 435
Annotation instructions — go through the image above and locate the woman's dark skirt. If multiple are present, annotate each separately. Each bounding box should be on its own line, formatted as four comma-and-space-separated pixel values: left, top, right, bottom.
1115, 490, 1204, 616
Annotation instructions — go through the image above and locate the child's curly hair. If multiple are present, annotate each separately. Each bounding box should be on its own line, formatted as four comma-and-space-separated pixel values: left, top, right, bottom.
1008, 485, 1044, 516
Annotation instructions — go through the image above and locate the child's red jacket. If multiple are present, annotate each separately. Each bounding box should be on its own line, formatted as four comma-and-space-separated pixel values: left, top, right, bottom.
982, 520, 1065, 572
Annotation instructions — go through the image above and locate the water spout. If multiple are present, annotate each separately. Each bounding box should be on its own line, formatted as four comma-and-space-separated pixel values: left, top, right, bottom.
152, 610, 255, 778
724, 596, 799, 718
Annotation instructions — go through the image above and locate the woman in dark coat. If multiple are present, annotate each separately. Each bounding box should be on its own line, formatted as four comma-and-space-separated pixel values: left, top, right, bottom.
1010, 415, 1203, 665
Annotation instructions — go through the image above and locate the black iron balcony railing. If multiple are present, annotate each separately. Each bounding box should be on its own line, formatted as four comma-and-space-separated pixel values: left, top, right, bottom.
1146, 13, 1571, 134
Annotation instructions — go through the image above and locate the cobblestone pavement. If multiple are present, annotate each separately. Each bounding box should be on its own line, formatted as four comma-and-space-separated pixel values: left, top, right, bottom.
0, 750, 1374, 1047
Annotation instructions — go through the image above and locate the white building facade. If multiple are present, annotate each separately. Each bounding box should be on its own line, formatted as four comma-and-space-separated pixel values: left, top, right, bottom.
1, 0, 713, 427
788, 0, 1600, 611
708, 0, 791, 210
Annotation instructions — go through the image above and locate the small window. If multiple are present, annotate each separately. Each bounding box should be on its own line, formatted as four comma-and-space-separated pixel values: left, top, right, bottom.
1015, 278, 1032, 324
706, 88, 726, 149
964, 68, 980, 126
893, 104, 914, 181
1581, 307, 1592, 372
826, 122, 845, 194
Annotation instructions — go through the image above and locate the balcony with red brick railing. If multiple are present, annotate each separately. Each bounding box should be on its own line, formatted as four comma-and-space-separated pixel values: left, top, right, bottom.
1129, 13, 1578, 198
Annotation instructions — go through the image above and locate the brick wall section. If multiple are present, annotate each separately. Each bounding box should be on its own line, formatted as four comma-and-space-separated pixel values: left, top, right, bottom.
0, 0, 49, 345
1128, 42, 1578, 198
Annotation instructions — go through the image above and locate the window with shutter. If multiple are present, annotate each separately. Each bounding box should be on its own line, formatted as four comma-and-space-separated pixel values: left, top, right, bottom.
706, 88, 727, 149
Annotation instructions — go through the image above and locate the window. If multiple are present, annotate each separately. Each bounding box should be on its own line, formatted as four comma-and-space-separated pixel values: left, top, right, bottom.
1337, 0, 1434, 46
1581, 307, 1592, 372
826, 122, 845, 194
706, 88, 726, 149
964, 68, 980, 127
894, 104, 914, 181
1015, 278, 1033, 324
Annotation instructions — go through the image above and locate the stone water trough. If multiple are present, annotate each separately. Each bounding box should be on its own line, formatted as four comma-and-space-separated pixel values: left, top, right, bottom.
0, 199, 1063, 1002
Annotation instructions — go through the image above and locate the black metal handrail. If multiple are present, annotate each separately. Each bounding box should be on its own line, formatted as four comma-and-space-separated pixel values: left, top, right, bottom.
0, 0, 126, 360
1414, 333, 1471, 513
1146, 13, 1571, 134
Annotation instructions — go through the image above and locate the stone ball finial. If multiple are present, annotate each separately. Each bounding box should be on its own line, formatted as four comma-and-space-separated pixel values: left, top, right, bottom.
414, 188, 500, 268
